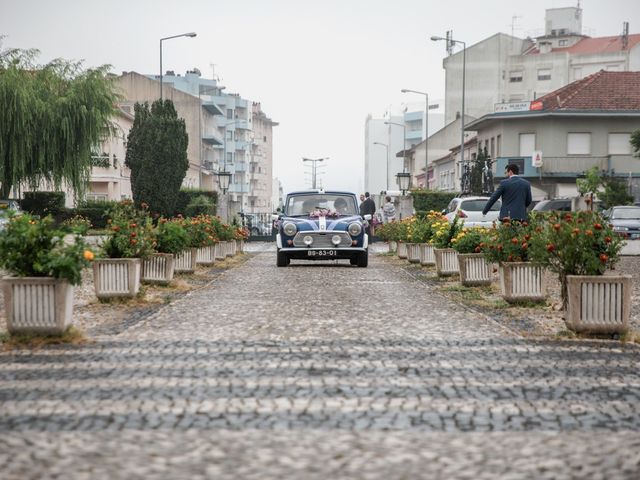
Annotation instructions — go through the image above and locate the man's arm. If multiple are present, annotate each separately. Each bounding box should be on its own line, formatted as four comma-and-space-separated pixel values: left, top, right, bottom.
525, 183, 532, 208
482, 183, 504, 215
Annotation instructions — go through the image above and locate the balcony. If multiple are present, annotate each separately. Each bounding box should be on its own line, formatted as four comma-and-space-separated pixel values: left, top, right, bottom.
406, 129, 423, 141
235, 140, 250, 151
234, 161, 247, 172
234, 119, 250, 130
202, 101, 224, 116
202, 131, 223, 146
495, 155, 640, 179
229, 183, 250, 193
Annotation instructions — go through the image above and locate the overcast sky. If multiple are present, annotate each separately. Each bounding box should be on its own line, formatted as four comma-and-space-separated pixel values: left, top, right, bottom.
2, 0, 639, 195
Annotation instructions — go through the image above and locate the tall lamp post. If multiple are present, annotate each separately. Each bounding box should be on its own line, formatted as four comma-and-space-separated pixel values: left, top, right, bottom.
160, 32, 197, 100
217, 170, 232, 222
302, 157, 328, 189
373, 142, 389, 191
384, 121, 407, 177
401, 89, 437, 188
431, 34, 466, 187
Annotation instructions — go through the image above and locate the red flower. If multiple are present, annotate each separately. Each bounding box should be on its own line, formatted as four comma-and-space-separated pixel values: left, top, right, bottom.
511, 237, 519, 245
546, 243, 555, 252
599, 253, 609, 263
553, 223, 561, 231
594, 223, 603, 230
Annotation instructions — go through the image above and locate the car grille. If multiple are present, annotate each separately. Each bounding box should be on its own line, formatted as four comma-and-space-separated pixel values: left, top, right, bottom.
292, 232, 352, 248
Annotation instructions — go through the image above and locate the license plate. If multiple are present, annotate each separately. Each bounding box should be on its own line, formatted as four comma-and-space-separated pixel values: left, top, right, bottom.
307, 250, 337, 257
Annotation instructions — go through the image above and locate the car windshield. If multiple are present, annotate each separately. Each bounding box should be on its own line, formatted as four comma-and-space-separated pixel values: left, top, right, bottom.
611, 208, 640, 220
286, 194, 357, 216
461, 199, 501, 212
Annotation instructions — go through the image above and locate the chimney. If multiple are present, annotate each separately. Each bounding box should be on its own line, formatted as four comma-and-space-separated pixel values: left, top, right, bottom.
539, 40, 553, 54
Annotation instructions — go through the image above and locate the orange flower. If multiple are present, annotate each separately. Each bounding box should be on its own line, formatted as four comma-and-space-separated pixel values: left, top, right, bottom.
83, 250, 95, 261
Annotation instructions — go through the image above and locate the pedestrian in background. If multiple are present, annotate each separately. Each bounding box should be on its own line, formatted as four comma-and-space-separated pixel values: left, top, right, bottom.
382, 195, 396, 223
482, 163, 532, 222
360, 192, 377, 236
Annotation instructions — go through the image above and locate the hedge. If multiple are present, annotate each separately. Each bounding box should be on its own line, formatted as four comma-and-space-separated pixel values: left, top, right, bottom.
21, 191, 66, 217
174, 189, 218, 217
410, 190, 458, 214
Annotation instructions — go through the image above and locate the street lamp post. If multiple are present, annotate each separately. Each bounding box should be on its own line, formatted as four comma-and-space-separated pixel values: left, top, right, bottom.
401, 89, 436, 188
431, 34, 466, 187
160, 32, 197, 100
302, 157, 328, 189
384, 121, 407, 175
373, 142, 389, 191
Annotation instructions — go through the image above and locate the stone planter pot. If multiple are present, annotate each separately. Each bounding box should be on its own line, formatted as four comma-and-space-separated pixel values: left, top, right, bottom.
407, 243, 421, 263
225, 241, 235, 257
214, 242, 226, 261
434, 248, 459, 277
388, 241, 397, 253
236, 239, 245, 253
174, 248, 197, 274
93, 258, 141, 299
566, 275, 631, 334
196, 245, 216, 266
499, 262, 545, 303
2, 277, 73, 334
142, 253, 175, 285
397, 242, 407, 259
457, 253, 492, 286
419, 244, 435, 266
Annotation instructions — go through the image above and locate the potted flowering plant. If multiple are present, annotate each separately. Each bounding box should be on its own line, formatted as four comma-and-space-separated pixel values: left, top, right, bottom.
418, 211, 446, 266
394, 219, 410, 259
451, 228, 492, 286
215, 219, 238, 258
142, 218, 190, 285
234, 226, 249, 253
430, 215, 463, 276
375, 221, 397, 252
481, 218, 544, 303
184, 214, 218, 266
0, 214, 94, 334
95, 201, 155, 298
528, 210, 628, 333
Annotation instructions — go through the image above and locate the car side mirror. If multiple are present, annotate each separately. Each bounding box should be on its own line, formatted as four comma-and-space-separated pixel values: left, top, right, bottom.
441, 209, 447, 215
271, 214, 280, 221
364, 214, 372, 221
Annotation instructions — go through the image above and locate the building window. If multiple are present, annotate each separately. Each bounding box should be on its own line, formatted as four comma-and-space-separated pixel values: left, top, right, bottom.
226, 152, 233, 163
226, 109, 233, 120
226, 130, 233, 140
559, 39, 568, 46
497, 135, 502, 157
537, 68, 551, 81
509, 71, 523, 83
490, 137, 495, 159
573, 68, 583, 80
567, 133, 591, 155
608, 133, 632, 155
519, 133, 536, 157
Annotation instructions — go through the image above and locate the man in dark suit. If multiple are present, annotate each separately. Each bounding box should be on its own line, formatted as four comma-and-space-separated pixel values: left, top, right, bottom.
482, 163, 532, 221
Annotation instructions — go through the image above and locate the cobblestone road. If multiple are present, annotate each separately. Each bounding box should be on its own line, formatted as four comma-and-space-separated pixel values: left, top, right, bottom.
1, 244, 639, 479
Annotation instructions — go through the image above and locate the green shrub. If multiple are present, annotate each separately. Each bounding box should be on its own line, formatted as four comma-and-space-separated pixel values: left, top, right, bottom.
411, 190, 457, 213
155, 219, 189, 254
21, 191, 66, 217
101, 201, 155, 259
174, 189, 218, 217
185, 195, 215, 217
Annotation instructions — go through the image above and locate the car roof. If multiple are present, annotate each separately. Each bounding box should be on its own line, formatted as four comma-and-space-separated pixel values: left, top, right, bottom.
286, 190, 356, 196
455, 196, 492, 201
611, 205, 640, 209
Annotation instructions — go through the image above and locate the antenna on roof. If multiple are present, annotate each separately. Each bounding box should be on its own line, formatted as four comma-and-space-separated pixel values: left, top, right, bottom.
622, 22, 629, 50
510, 15, 522, 38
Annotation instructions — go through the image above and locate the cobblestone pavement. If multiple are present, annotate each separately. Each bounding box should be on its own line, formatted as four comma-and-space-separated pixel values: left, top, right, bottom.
1, 244, 640, 479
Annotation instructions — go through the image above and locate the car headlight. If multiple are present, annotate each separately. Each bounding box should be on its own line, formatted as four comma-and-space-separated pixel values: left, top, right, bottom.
331, 235, 342, 246
613, 226, 629, 231
283, 222, 297, 236
348, 222, 362, 236
303, 235, 313, 246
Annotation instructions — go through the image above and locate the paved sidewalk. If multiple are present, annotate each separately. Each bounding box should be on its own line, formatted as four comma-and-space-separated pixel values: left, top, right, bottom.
1, 246, 639, 479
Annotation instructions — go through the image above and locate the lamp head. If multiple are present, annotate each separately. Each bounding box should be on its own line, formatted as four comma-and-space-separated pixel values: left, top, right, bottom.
186, 32, 197, 37
400, 89, 408, 93
430, 36, 444, 41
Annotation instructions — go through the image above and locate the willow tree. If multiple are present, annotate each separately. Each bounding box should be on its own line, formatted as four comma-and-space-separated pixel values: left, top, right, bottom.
125, 100, 189, 217
0, 45, 119, 199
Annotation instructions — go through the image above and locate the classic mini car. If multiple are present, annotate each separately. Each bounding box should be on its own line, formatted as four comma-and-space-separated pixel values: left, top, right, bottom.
275, 190, 369, 267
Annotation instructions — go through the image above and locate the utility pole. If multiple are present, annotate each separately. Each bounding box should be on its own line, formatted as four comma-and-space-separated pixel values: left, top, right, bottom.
302, 157, 328, 189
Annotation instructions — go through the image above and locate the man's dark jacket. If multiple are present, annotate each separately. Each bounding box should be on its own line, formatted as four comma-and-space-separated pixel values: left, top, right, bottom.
360, 197, 376, 217
483, 175, 532, 221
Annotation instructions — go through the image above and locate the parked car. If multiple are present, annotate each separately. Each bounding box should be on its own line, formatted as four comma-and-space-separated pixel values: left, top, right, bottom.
275, 190, 368, 267
444, 196, 501, 228
0, 200, 22, 231
602, 206, 640, 239
532, 198, 572, 213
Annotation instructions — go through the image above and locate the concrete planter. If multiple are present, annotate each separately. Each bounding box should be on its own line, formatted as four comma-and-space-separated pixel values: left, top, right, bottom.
224, 241, 236, 257
196, 245, 216, 266
236, 239, 245, 253
407, 243, 421, 263
419, 244, 436, 266
388, 241, 397, 253
397, 242, 407, 259
434, 248, 459, 277
93, 258, 141, 299
174, 248, 197, 274
458, 253, 492, 286
142, 253, 175, 285
566, 275, 631, 334
214, 242, 226, 261
2, 277, 73, 334
499, 262, 545, 303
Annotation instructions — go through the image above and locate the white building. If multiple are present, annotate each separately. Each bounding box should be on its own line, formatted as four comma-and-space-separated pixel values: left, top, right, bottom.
442, 7, 640, 124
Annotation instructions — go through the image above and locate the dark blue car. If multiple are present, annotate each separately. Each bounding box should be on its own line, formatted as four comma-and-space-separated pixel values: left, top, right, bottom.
275, 190, 369, 267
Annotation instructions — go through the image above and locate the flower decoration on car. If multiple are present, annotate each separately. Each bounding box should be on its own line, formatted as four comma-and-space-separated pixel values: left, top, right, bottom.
309, 208, 339, 218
